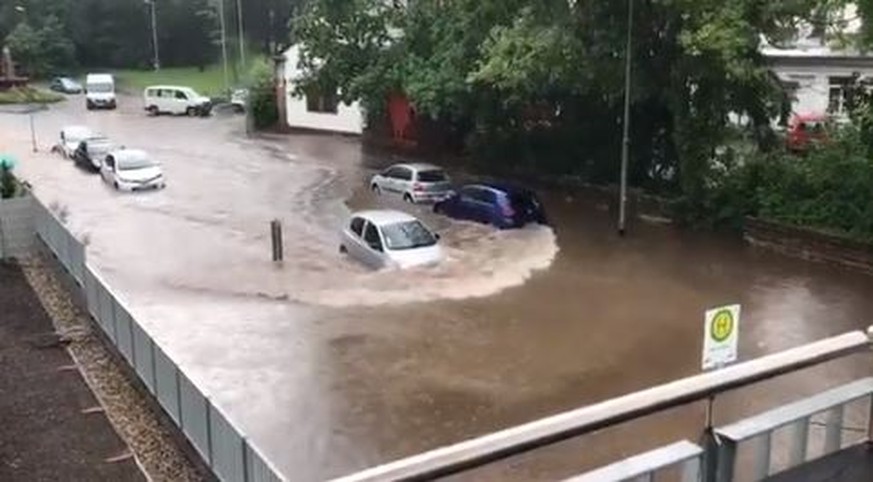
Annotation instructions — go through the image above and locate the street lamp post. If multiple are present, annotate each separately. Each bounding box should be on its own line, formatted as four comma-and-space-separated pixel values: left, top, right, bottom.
236, 0, 245, 70
145, 0, 160, 71
618, 0, 634, 236
217, 0, 230, 93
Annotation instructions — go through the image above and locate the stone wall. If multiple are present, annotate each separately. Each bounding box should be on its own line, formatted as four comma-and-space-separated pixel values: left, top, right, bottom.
744, 217, 873, 274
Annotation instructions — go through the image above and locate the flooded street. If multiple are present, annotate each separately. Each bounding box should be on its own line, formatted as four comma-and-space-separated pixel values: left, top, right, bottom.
3, 98, 873, 480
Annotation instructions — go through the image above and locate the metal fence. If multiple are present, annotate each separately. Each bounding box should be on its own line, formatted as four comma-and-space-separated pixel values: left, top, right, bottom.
31, 195, 285, 482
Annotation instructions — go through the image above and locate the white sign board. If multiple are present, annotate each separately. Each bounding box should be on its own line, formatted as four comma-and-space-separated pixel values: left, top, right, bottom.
702, 304, 741, 371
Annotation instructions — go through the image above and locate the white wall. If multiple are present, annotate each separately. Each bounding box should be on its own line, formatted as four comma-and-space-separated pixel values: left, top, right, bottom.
281, 46, 364, 135
772, 63, 873, 117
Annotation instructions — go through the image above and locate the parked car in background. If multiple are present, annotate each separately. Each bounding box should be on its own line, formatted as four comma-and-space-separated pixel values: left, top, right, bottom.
49, 76, 83, 94
340, 210, 443, 269
370, 163, 454, 203
230, 88, 248, 113
786, 113, 829, 152
73, 135, 114, 172
100, 149, 165, 191
57, 125, 94, 158
143, 85, 212, 116
85, 73, 117, 110
434, 182, 548, 229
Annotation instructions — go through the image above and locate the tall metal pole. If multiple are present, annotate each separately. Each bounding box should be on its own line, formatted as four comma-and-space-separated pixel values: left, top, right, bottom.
218, 0, 230, 93
618, 0, 634, 236
236, 0, 246, 70
147, 0, 160, 71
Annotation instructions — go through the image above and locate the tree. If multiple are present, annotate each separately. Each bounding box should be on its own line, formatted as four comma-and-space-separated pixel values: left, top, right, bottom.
293, 0, 830, 205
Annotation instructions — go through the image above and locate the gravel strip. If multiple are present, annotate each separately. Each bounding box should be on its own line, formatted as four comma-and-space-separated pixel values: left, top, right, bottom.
20, 254, 203, 482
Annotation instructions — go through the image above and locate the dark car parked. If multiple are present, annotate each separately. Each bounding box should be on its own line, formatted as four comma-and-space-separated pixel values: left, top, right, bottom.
49, 76, 83, 94
434, 182, 548, 229
73, 136, 114, 172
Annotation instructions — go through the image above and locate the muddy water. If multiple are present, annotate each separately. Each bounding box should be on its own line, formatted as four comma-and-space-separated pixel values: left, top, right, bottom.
2, 99, 873, 480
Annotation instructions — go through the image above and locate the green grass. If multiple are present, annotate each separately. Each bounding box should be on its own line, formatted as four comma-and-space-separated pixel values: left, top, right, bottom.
0, 86, 65, 105
114, 58, 266, 98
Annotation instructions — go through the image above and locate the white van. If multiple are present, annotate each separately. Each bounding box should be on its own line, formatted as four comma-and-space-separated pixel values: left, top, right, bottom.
143, 85, 212, 116
85, 73, 117, 110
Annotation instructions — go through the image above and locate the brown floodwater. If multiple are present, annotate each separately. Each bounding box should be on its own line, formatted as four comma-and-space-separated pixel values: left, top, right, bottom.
1, 98, 872, 480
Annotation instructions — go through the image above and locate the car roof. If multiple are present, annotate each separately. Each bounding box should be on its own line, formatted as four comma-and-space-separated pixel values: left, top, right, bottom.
63, 125, 93, 136
86, 73, 113, 81
352, 210, 418, 226
391, 162, 443, 172
145, 85, 196, 91
467, 181, 532, 195
108, 149, 149, 161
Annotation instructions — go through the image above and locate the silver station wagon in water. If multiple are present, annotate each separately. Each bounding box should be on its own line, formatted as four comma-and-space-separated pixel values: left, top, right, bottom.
100, 149, 166, 192
340, 210, 443, 269
369, 163, 454, 203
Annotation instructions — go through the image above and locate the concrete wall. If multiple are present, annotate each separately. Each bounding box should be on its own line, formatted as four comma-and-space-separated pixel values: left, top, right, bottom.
280, 45, 364, 135
744, 217, 873, 274
0, 195, 33, 259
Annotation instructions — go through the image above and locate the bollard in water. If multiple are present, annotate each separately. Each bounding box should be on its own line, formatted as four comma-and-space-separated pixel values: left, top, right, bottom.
270, 219, 283, 262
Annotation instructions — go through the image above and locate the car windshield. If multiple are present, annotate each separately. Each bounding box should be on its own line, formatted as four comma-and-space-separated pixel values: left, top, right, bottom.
88, 82, 113, 93
417, 170, 447, 183
118, 155, 157, 170
380, 220, 437, 250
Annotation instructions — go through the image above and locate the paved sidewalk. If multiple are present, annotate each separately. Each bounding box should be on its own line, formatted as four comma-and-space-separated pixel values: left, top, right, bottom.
0, 261, 144, 482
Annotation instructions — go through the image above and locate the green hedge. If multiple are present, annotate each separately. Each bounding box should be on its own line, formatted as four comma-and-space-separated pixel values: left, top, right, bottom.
0, 86, 65, 105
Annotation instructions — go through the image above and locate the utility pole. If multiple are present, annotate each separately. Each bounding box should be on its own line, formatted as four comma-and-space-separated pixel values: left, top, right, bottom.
217, 0, 230, 93
618, 0, 634, 237
236, 0, 245, 70
145, 0, 160, 70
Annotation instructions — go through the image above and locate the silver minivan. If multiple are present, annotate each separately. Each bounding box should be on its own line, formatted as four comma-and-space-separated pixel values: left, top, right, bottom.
369, 163, 453, 203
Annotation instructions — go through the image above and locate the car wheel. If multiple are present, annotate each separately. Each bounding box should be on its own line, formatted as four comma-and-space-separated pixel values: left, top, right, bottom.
148, 105, 159, 116
186, 107, 198, 117
113, 181, 120, 190
371, 184, 381, 195
339, 244, 348, 254
403, 193, 414, 203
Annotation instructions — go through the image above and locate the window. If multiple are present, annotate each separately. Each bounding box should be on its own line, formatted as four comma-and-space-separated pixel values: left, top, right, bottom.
384, 167, 403, 179
381, 221, 437, 250
175, 90, 188, 100
364, 223, 383, 251
396, 168, 412, 181
468, 188, 495, 204
416, 170, 447, 183
305, 84, 339, 113
828, 76, 854, 115
350, 217, 365, 237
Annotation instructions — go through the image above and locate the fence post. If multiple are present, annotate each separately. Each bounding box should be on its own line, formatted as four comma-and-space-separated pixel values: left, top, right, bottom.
206, 398, 214, 466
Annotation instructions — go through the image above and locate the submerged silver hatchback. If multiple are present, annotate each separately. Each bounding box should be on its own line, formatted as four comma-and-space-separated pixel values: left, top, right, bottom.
340, 210, 443, 270
370, 163, 454, 203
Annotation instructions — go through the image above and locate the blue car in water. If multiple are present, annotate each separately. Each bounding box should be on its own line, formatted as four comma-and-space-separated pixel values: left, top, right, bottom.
433, 182, 548, 229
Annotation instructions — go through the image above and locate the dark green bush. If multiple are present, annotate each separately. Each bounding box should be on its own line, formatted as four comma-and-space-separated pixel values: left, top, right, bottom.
248, 60, 279, 130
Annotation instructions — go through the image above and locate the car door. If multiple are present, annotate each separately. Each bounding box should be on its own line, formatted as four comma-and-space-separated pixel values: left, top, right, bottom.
174, 89, 189, 114
457, 186, 485, 221
158, 89, 173, 113
382, 167, 402, 193
345, 217, 367, 258
395, 166, 413, 194
362, 221, 387, 268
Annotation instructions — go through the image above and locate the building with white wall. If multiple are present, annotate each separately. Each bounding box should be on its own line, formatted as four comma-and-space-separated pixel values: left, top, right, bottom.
276, 45, 365, 135
763, 4, 873, 119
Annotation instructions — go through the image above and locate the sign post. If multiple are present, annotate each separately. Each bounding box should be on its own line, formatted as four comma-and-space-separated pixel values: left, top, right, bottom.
702, 304, 741, 371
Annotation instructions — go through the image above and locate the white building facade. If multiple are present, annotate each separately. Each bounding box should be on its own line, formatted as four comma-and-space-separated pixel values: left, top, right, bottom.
277, 45, 365, 135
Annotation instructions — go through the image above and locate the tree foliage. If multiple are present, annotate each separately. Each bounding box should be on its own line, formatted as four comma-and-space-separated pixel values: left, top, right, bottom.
293, 0, 837, 204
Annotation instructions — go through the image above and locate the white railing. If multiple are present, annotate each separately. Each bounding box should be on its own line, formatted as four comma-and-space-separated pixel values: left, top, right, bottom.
31, 195, 285, 482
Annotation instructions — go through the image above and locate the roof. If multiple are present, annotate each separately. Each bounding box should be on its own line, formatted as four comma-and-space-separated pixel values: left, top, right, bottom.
108, 149, 149, 161
85, 73, 113, 81
352, 210, 418, 226
145, 85, 197, 91
472, 181, 531, 194
62, 125, 93, 137
392, 162, 443, 172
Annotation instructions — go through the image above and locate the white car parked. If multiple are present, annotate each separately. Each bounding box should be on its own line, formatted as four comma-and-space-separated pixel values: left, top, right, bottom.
370, 163, 454, 203
143, 85, 212, 116
100, 149, 166, 192
58, 125, 94, 158
340, 210, 443, 269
